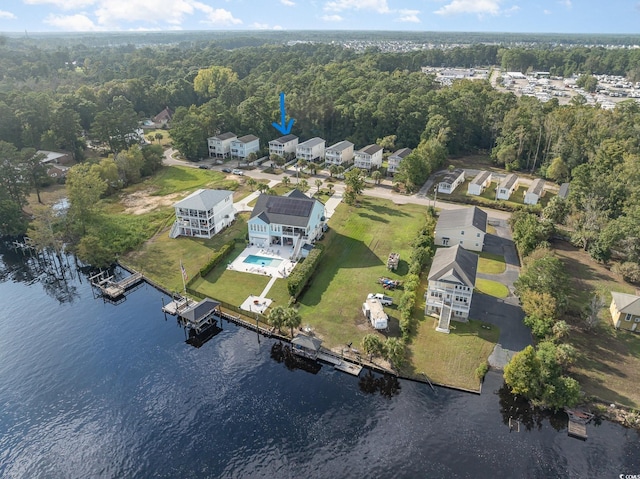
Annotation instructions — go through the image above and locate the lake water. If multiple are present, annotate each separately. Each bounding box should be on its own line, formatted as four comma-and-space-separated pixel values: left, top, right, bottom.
1, 245, 639, 478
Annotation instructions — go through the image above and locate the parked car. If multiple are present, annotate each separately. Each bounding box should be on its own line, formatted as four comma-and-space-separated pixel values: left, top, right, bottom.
222, 168, 232, 173
198, 164, 209, 169
231, 169, 244, 176
367, 293, 393, 306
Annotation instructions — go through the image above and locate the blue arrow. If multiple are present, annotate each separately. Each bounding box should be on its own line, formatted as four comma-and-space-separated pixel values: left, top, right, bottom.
272, 92, 295, 135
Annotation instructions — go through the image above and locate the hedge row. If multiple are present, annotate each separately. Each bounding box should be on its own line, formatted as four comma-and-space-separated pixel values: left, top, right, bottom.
199, 240, 236, 277
287, 244, 324, 299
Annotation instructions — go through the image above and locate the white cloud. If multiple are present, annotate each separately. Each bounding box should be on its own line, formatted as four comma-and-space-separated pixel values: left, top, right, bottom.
273, 25, 283, 30
0, 10, 17, 19
200, 8, 242, 26
280, 0, 295, 6
321, 14, 344, 21
24, 0, 96, 10
324, 0, 390, 14
252, 22, 269, 29
44, 13, 104, 31
396, 9, 420, 23
559, 0, 572, 8
543, 9, 552, 15
434, 0, 502, 16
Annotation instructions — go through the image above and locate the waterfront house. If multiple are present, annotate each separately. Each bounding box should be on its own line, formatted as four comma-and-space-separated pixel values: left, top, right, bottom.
496, 173, 519, 200
524, 178, 546, 205
425, 244, 478, 333
434, 206, 487, 252
170, 189, 235, 239
208, 132, 237, 158
325, 141, 355, 166
268, 134, 298, 160
438, 169, 465, 194
387, 148, 412, 174
248, 190, 325, 260
467, 171, 492, 196
296, 137, 326, 163
610, 292, 640, 332
353, 144, 383, 170
230, 135, 260, 159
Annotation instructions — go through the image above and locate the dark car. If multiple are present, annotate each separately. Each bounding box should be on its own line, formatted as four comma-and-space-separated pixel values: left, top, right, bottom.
222, 168, 232, 173
198, 164, 209, 169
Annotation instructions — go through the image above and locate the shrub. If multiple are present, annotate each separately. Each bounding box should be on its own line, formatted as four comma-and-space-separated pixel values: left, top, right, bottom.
287, 244, 324, 298
475, 361, 489, 381
612, 261, 640, 284
199, 240, 235, 277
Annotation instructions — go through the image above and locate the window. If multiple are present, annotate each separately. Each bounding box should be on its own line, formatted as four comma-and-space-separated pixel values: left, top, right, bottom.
625, 313, 633, 321
635, 317, 640, 323
460, 231, 464, 235
442, 237, 449, 246
477, 232, 481, 237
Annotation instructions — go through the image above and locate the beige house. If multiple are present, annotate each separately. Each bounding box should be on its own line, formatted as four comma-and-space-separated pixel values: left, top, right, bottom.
496, 173, 519, 200
524, 178, 546, 205
467, 171, 492, 196
434, 206, 487, 252
438, 169, 465, 194
208, 132, 237, 158
610, 292, 640, 332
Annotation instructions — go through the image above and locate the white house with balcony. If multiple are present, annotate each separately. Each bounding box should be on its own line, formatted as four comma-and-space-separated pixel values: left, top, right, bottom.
170, 189, 235, 239
296, 137, 325, 163
230, 135, 260, 159
207, 132, 237, 158
467, 170, 492, 196
268, 134, 298, 159
248, 190, 326, 260
425, 244, 478, 333
496, 173, 519, 200
524, 178, 546, 205
438, 169, 465, 194
325, 141, 354, 166
388, 148, 412, 174
354, 144, 383, 170
434, 206, 487, 252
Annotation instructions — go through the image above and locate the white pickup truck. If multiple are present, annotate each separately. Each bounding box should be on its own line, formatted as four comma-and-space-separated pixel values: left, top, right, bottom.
367, 293, 393, 306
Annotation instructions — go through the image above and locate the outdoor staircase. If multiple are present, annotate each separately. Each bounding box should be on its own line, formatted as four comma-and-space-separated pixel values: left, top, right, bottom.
436, 302, 453, 334
169, 222, 180, 239
292, 235, 304, 260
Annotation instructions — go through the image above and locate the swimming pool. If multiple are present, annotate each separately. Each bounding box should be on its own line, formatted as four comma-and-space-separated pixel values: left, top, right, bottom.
243, 255, 283, 268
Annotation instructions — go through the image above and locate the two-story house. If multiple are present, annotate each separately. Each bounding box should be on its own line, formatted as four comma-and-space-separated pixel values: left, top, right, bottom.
230, 135, 260, 159
467, 170, 492, 196
387, 148, 412, 174
438, 169, 465, 194
325, 141, 355, 166
170, 189, 236, 239
524, 178, 545, 205
296, 137, 326, 163
268, 134, 298, 160
425, 244, 478, 333
610, 292, 640, 332
208, 132, 237, 158
353, 144, 383, 170
496, 173, 519, 200
434, 206, 487, 252
248, 190, 325, 260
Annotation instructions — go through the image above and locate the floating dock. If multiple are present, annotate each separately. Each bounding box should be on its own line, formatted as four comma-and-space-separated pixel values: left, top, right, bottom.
566, 408, 593, 440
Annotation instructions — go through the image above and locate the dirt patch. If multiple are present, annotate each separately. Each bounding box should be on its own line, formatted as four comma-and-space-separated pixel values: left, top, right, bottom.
121, 188, 183, 215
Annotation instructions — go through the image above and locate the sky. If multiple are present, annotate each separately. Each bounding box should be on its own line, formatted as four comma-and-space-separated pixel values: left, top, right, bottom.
0, 0, 638, 34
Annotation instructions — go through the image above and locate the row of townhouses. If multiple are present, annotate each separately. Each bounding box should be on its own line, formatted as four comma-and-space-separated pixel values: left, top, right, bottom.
207, 132, 412, 171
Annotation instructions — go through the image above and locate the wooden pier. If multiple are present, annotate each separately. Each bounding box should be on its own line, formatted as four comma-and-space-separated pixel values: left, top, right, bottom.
162, 296, 196, 316
90, 271, 144, 300
566, 408, 593, 440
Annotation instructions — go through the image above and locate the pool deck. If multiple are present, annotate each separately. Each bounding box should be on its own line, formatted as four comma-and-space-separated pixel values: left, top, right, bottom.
227, 245, 296, 280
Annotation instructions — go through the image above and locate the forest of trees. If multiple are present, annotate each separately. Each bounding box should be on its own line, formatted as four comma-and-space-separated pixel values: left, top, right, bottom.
0, 35, 639, 275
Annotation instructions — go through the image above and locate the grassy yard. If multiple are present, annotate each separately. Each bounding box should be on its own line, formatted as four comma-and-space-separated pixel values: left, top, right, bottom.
404, 317, 500, 390
475, 278, 509, 298
142, 128, 172, 147
551, 240, 640, 408
477, 252, 506, 274
146, 165, 239, 196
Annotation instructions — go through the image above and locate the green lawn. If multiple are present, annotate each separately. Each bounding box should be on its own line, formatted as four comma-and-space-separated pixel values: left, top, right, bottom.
147, 165, 239, 196
405, 317, 500, 390
142, 128, 172, 147
475, 278, 509, 298
477, 252, 506, 274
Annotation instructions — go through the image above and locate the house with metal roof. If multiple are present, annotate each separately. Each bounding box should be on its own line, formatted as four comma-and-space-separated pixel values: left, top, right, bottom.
610, 292, 640, 332
296, 137, 326, 163
438, 169, 465, 194
434, 206, 487, 252
425, 244, 478, 333
208, 132, 237, 158
496, 173, 519, 200
325, 140, 354, 166
558, 182, 570, 199
524, 178, 546, 205
170, 189, 236, 239
248, 190, 325, 259
354, 144, 383, 170
467, 170, 492, 196
268, 134, 298, 159
388, 147, 412, 174
230, 134, 260, 159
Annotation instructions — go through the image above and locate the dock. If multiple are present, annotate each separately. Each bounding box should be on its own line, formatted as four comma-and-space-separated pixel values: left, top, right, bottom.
90, 271, 144, 300
162, 296, 196, 315
566, 408, 593, 440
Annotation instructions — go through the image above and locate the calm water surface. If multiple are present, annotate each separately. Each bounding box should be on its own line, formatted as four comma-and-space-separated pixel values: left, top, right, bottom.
0, 247, 639, 479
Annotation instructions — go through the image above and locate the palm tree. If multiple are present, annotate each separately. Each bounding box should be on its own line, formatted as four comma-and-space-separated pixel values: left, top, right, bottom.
267, 306, 286, 333
315, 179, 323, 193
385, 338, 406, 370
372, 170, 382, 185
298, 179, 309, 193
362, 334, 385, 361
327, 183, 334, 195
283, 307, 302, 337
257, 182, 269, 194
336, 166, 345, 179
329, 165, 338, 178
247, 177, 257, 191
281, 175, 291, 187
155, 132, 164, 144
